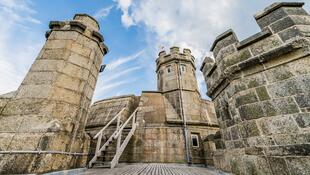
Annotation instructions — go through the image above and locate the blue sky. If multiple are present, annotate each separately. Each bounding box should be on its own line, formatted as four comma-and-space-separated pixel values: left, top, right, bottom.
0, 0, 309, 102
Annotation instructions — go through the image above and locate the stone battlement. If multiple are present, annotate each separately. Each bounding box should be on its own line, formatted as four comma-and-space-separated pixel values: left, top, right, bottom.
201, 2, 310, 98
47, 14, 108, 55
156, 47, 195, 72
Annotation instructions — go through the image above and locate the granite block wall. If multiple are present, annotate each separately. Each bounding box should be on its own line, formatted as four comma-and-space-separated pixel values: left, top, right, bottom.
0, 14, 107, 174
201, 2, 310, 174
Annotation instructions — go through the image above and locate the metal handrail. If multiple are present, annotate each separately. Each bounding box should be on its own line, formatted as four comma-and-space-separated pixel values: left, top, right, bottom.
94, 108, 126, 139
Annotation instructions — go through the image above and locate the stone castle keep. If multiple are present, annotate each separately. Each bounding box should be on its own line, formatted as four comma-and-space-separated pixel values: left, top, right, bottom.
0, 2, 309, 175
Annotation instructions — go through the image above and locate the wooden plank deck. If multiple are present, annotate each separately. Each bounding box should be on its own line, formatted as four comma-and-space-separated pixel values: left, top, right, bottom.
80, 163, 229, 175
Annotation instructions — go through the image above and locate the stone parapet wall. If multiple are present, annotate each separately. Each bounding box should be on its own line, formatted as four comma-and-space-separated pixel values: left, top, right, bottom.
86, 95, 139, 130
201, 2, 310, 174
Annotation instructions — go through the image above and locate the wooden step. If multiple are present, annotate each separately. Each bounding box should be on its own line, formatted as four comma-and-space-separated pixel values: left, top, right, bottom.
92, 161, 111, 168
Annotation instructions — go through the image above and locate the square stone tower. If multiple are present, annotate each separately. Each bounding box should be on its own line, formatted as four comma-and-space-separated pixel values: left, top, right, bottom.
0, 14, 108, 174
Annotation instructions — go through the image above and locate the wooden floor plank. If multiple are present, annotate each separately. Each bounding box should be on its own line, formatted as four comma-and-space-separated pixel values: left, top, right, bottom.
79, 163, 230, 175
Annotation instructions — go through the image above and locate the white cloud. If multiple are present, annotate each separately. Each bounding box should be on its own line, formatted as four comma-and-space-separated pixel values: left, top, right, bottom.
114, 0, 133, 27
102, 66, 142, 83
115, 0, 238, 98
97, 79, 133, 93
0, 0, 42, 95
94, 5, 114, 19
93, 50, 144, 101
106, 50, 144, 70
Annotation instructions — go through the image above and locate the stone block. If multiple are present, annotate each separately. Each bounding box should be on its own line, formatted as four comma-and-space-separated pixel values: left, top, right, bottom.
16, 84, 52, 99
269, 16, 295, 33
258, 115, 299, 135
243, 155, 272, 175
273, 133, 310, 145
55, 74, 84, 92
273, 97, 300, 115
264, 64, 294, 83
45, 39, 73, 49
261, 101, 278, 116
48, 31, 79, 40
6, 133, 44, 150
247, 74, 267, 88
285, 157, 310, 175
22, 71, 57, 85
235, 90, 258, 107
243, 120, 261, 137
294, 113, 310, 128
30, 59, 65, 72
247, 136, 275, 147
71, 42, 92, 58
295, 93, 310, 108
51, 87, 81, 105
278, 26, 302, 42
62, 62, 89, 80
230, 126, 239, 140
256, 7, 288, 29
68, 52, 90, 69
40, 48, 71, 60
239, 103, 264, 120
267, 157, 289, 175
256, 86, 270, 101
250, 35, 282, 56
1, 98, 48, 116
265, 144, 310, 156
230, 156, 245, 174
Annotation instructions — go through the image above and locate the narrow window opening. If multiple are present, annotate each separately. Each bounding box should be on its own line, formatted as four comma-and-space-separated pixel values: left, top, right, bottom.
167, 66, 172, 74
180, 64, 186, 73
191, 134, 199, 148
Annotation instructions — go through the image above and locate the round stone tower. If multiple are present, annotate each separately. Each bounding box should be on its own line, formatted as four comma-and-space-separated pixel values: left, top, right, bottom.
0, 14, 108, 174
156, 46, 201, 121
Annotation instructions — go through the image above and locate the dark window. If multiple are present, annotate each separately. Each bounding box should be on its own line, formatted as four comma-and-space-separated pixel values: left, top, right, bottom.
167, 66, 172, 73
191, 134, 199, 147
180, 64, 186, 72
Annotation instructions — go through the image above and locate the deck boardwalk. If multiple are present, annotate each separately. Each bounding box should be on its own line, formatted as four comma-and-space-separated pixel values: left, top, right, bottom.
80, 163, 229, 175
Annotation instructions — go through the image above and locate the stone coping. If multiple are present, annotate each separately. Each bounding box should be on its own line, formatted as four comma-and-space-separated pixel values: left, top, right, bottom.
236, 28, 272, 50
254, 2, 304, 20
210, 29, 235, 52
74, 13, 100, 30
207, 38, 310, 97
93, 94, 136, 104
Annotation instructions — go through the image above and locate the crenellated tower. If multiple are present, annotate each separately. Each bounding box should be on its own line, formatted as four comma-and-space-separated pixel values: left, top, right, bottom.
156, 47, 202, 121
0, 14, 108, 174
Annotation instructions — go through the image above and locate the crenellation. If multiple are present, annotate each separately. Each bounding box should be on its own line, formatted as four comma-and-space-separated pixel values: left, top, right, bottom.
170, 46, 180, 54
201, 2, 310, 174
210, 29, 239, 59
2, 2, 310, 174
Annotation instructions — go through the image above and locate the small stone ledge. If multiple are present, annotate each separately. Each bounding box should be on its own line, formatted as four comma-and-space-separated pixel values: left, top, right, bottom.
49, 21, 65, 30
69, 21, 87, 32
254, 2, 305, 20
92, 30, 104, 42
142, 91, 162, 94
207, 38, 310, 97
236, 28, 272, 50
210, 30, 239, 59
210, 29, 236, 51
166, 119, 219, 127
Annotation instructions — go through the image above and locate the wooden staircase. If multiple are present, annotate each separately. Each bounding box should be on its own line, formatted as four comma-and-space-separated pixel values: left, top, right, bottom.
89, 108, 138, 169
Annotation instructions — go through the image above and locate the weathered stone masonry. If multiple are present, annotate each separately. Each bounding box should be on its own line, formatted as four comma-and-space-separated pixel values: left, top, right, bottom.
86, 47, 219, 165
201, 2, 310, 174
0, 14, 107, 174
